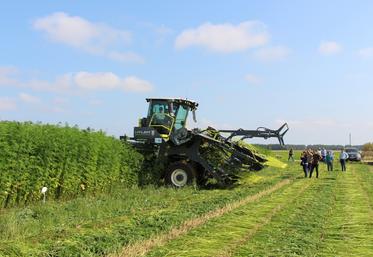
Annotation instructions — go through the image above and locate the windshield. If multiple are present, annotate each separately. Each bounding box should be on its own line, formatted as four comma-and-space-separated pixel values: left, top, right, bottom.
345, 148, 358, 153
148, 101, 170, 117
148, 100, 174, 134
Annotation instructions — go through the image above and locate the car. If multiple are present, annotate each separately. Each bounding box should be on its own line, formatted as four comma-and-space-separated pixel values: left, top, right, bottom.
345, 147, 362, 161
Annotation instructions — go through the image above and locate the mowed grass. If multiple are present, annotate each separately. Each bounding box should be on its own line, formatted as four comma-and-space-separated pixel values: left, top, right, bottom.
146, 175, 313, 257
317, 164, 373, 256
0, 161, 293, 256
145, 161, 373, 257
2, 151, 371, 257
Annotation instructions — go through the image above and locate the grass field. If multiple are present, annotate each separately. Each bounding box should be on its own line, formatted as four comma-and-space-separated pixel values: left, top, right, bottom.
1, 151, 372, 256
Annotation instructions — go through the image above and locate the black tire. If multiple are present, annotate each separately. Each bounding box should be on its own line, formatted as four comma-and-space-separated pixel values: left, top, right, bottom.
165, 162, 195, 188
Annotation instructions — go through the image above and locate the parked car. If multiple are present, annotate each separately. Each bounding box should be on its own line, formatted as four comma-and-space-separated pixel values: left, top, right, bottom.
345, 147, 362, 161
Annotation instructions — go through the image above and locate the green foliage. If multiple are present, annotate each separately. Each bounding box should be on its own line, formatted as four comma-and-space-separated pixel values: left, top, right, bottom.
0, 164, 297, 256
0, 121, 143, 207
362, 142, 373, 159
362, 142, 373, 151
137, 154, 164, 186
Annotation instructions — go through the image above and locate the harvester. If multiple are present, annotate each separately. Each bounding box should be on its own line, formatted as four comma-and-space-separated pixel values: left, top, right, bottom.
124, 98, 288, 187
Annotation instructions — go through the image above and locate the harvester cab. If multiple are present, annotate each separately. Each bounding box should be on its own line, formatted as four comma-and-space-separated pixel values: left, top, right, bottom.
134, 98, 198, 145
128, 97, 288, 188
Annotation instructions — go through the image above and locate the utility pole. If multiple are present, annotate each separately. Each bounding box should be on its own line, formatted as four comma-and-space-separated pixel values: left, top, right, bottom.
349, 133, 352, 146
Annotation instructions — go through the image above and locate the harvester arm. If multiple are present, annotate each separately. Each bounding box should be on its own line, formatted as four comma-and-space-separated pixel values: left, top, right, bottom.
218, 123, 289, 146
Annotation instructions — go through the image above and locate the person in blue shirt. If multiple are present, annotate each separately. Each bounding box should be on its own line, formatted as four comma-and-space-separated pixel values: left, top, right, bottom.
321, 148, 327, 162
339, 149, 349, 171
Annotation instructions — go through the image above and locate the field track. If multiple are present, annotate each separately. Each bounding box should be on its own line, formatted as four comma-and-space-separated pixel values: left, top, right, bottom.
114, 179, 292, 257
1, 162, 372, 257
115, 164, 373, 257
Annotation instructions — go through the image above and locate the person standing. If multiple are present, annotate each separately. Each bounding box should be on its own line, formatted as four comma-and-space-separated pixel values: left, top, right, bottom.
306, 149, 313, 173
288, 148, 294, 161
325, 150, 334, 171
309, 150, 322, 178
321, 148, 327, 162
317, 148, 322, 156
300, 150, 308, 177
339, 149, 349, 171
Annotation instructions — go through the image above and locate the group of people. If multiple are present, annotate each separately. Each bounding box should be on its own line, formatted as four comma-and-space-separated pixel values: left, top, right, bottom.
288, 148, 349, 178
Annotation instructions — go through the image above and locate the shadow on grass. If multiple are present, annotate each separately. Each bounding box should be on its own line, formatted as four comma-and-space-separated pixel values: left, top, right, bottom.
321, 177, 337, 180
199, 183, 240, 191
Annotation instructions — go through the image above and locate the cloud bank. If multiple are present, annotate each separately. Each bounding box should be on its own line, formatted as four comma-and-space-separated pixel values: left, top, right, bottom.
0, 67, 154, 93
175, 21, 269, 53
318, 41, 342, 55
33, 12, 143, 63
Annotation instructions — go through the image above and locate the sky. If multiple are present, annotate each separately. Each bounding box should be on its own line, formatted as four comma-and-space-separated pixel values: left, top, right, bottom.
1, 0, 373, 145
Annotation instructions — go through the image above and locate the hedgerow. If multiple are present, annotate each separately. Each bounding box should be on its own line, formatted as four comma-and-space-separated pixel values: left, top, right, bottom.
0, 121, 142, 208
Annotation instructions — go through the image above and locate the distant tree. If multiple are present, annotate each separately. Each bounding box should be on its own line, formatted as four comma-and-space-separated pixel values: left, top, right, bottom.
362, 142, 373, 159
254, 144, 362, 151
362, 142, 373, 152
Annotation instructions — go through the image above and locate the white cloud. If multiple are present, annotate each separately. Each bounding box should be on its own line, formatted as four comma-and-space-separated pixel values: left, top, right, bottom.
33, 12, 131, 48
175, 21, 269, 53
193, 118, 234, 130
74, 72, 120, 90
24, 74, 73, 93
107, 51, 144, 63
318, 41, 342, 55
122, 76, 154, 92
254, 46, 290, 62
19, 93, 40, 104
245, 74, 262, 85
51, 107, 65, 113
53, 97, 69, 105
273, 118, 373, 145
141, 22, 173, 45
89, 99, 103, 106
0, 67, 19, 86
154, 25, 173, 37
33, 12, 142, 63
276, 118, 341, 129
153, 25, 173, 45
73, 72, 153, 92
0, 67, 154, 94
357, 47, 373, 58
0, 98, 16, 111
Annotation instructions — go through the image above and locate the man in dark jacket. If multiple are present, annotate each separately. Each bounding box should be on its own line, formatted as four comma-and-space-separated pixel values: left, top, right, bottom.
300, 150, 308, 177
309, 150, 322, 178
288, 148, 294, 161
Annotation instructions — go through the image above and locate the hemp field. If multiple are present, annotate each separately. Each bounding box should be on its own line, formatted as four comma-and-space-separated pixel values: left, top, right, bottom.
1, 152, 372, 257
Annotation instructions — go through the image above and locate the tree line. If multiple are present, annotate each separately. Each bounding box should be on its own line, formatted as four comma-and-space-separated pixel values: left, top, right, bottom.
255, 144, 364, 150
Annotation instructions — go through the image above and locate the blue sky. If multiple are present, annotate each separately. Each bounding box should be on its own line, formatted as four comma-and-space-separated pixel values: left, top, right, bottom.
1, 1, 373, 145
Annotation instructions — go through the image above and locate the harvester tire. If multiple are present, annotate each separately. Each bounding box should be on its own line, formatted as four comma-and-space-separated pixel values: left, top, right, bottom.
165, 162, 195, 188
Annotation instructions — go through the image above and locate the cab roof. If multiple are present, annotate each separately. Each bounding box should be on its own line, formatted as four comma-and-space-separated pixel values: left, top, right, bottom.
146, 98, 198, 110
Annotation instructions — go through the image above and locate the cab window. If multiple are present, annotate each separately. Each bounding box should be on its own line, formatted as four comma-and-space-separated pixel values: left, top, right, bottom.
148, 101, 173, 132
174, 104, 189, 130
149, 102, 169, 116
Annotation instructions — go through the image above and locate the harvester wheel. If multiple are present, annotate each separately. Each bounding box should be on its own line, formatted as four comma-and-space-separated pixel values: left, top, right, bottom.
165, 162, 195, 188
